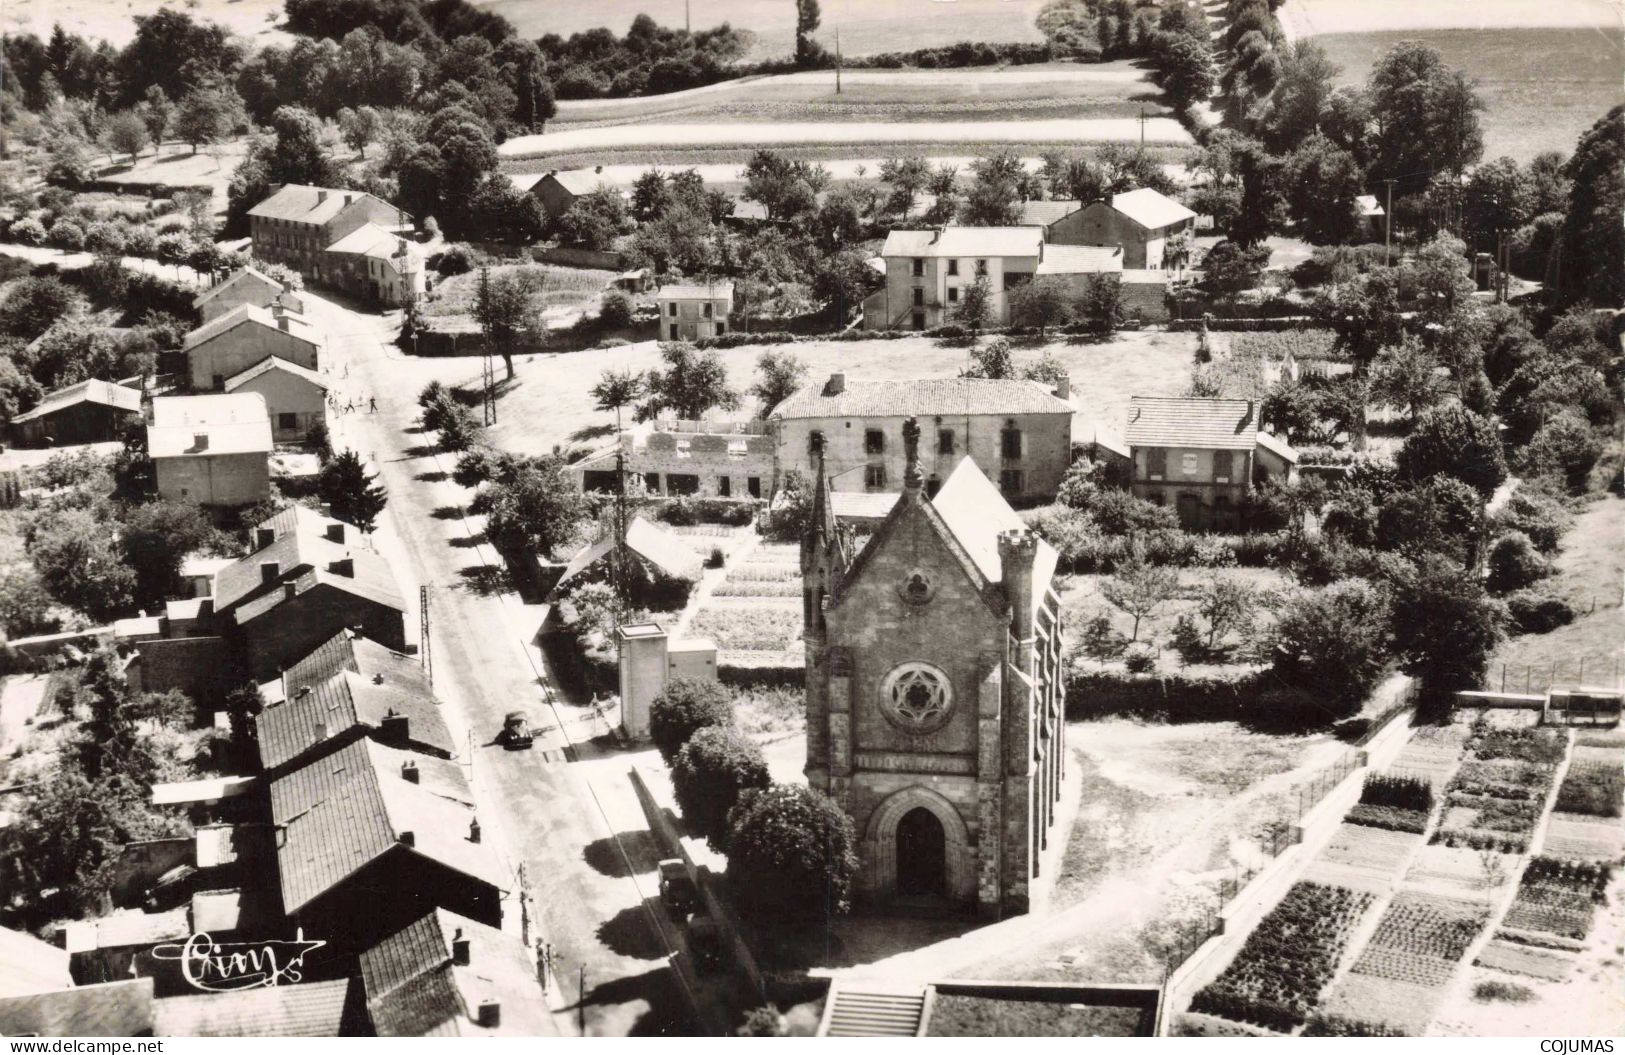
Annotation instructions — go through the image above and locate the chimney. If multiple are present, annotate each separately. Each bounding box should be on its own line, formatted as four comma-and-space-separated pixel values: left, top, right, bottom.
325, 523, 345, 544
1056, 376, 1071, 401
328, 558, 354, 578
398, 830, 414, 847
343, 193, 353, 205
317, 190, 328, 204
475, 1000, 501, 1029
295, 684, 313, 700
380, 710, 410, 742
468, 817, 481, 844
283, 582, 298, 600
193, 432, 209, 451
401, 758, 419, 783
260, 561, 280, 584
826, 372, 846, 396
372, 672, 385, 685
451, 928, 470, 966
255, 527, 276, 549
278, 316, 289, 332
902, 416, 923, 493
1244, 399, 1255, 428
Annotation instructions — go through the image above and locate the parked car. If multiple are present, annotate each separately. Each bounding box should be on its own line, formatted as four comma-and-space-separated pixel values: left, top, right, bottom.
499, 711, 534, 749
687, 913, 722, 972
658, 859, 698, 916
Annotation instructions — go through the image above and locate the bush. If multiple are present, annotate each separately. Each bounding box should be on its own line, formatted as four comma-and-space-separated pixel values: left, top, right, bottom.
1169, 614, 1205, 666
1064, 668, 1266, 722
653, 495, 760, 527
9, 217, 47, 246
1486, 532, 1549, 594
649, 675, 733, 762
1360, 773, 1433, 812
431, 244, 475, 276
705, 546, 725, 569
1270, 580, 1391, 712
1345, 803, 1428, 833
1504, 589, 1575, 635
726, 784, 858, 926
1492, 490, 1572, 554
671, 725, 771, 851
1123, 642, 1158, 674
599, 288, 634, 329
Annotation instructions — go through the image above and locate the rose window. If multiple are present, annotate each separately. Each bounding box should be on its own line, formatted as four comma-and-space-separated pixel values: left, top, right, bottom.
882, 663, 953, 731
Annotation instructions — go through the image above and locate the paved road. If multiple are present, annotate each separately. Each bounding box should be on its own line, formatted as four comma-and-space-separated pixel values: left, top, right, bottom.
303, 292, 700, 1037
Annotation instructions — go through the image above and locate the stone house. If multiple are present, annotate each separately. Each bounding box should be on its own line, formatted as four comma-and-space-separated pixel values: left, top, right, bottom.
185, 303, 322, 392
1073, 189, 1197, 270
192, 266, 304, 324
573, 418, 774, 498
771, 373, 1075, 503
655, 282, 734, 341
148, 394, 272, 508
1123, 395, 1298, 530
511, 168, 608, 222
223, 356, 328, 443
1016, 199, 1089, 243
9, 378, 142, 447
864, 226, 1123, 330
248, 185, 409, 283
802, 427, 1065, 918
323, 223, 426, 308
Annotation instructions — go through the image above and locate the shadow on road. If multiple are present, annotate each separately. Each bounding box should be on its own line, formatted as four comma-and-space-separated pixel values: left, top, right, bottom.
595, 903, 670, 960
416, 469, 449, 482
449, 532, 487, 549
402, 443, 440, 459
583, 831, 658, 879
557, 964, 699, 1037
458, 564, 512, 595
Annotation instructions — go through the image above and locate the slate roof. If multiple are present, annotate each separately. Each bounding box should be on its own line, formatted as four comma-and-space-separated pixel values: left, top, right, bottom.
212, 510, 403, 619
255, 668, 454, 771
0, 980, 154, 1037
882, 227, 1044, 259
359, 910, 554, 1037
771, 375, 1073, 420
1017, 199, 1083, 226
153, 978, 357, 1037
1108, 188, 1196, 231
831, 491, 900, 521
148, 393, 272, 459
1124, 396, 1258, 450
282, 630, 430, 697
656, 282, 734, 301
0, 926, 71, 996
11, 379, 142, 424
1035, 244, 1123, 275
506, 172, 547, 193
183, 303, 322, 351
931, 458, 1057, 607
270, 739, 503, 915
248, 185, 397, 226
193, 267, 282, 310
224, 355, 329, 393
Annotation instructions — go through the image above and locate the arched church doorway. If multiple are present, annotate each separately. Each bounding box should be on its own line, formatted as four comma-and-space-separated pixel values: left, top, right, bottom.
896, 807, 947, 897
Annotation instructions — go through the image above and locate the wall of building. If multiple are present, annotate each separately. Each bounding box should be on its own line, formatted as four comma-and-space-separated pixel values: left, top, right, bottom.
656, 297, 732, 341
12, 404, 137, 447
1042, 211, 1091, 246
156, 452, 271, 508
536, 180, 578, 220
296, 847, 501, 954
1121, 275, 1171, 322
190, 326, 320, 390
871, 253, 1038, 331
777, 412, 1071, 502
576, 429, 775, 498
232, 371, 326, 442
130, 636, 235, 704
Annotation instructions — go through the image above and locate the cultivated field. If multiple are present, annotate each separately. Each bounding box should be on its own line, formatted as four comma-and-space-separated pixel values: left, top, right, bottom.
1, 0, 292, 45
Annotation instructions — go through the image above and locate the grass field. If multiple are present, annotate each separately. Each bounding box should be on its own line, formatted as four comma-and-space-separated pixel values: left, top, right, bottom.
1, 0, 291, 46
1311, 26, 1624, 162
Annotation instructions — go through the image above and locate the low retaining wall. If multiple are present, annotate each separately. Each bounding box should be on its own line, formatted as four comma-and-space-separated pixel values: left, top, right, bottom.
534, 245, 624, 270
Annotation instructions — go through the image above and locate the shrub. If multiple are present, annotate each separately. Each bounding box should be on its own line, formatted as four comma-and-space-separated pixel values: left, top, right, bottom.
1473, 981, 1535, 1004
726, 784, 858, 926
1492, 489, 1572, 554
671, 725, 771, 851
1360, 773, 1433, 812
649, 675, 733, 762
599, 288, 634, 329
1486, 532, 1548, 594
1345, 803, 1428, 833
9, 217, 47, 246
1123, 642, 1157, 674
1169, 613, 1205, 666
705, 546, 725, 569
1504, 589, 1575, 635
46, 219, 85, 252
432, 244, 475, 276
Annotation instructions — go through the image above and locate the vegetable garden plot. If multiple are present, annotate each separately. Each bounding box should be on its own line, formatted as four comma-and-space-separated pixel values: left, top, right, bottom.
712, 578, 801, 597
1304, 823, 1421, 895
1403, 845, 1516, 903
1474, 939, 1574, 981
1539, 812, 1625, 860
1188, 882, 1376, 1033
745, 544, 800, 564
1553, 758, 1623, 818
1322, 973, 1443, 1036
1347, 803, 1428, 834
1352, 891, 1490, 974
1497, 856, 1610, 946
688, 606, 803, 651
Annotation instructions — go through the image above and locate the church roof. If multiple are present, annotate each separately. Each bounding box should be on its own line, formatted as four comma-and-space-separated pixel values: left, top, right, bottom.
932, 459, 1057, 608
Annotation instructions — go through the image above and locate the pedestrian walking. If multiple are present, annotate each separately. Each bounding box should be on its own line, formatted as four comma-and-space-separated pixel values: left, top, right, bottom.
369, 396, 377, 414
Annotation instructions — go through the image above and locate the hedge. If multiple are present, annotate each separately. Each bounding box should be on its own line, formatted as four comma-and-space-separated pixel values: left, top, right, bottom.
718, 663, 804, 691
1065, 668, 1265, 722
650, 495, 762, 527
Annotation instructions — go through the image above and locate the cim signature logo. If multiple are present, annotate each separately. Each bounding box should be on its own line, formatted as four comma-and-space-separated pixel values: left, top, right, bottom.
152, 930, 327, 992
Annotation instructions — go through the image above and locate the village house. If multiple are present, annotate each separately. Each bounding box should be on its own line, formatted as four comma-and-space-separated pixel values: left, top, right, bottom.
865, 226, 1124, 330
1016, 199, 1088, 242
152, 979, 363, 1037
0, 979, 156, 1037
510, 168, 610, 222
1073, 188, 1197, 270
149, 394, 272, 508
1123, 395, 1299, 530
248, 185, 410, 283
802, 430, 1065, 917
185, 303, 323, 392
9, 378, 142, 447
323, 224, 426, 308
253, 656, 454, 776
224, 356, 328, 443
655, 282, 734, 341
771, 373, 1075, 503
573, 418, 774, 498
192, 266, 304, 324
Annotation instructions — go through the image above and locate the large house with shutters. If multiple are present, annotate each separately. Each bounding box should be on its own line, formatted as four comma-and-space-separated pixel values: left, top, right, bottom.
248, 185, 410, 284
1123, 396, 1298, 530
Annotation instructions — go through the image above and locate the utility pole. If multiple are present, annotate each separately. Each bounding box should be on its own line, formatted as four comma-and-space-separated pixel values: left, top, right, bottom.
477, 266, 497, 427
835, 26, 842, 95
685, 0, 690, 34
1383, 178, 1396, 266
1138, 106, 1147, 151
419, 585, 432, 687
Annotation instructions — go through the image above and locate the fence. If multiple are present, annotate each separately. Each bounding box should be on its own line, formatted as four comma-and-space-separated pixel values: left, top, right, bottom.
1490, 657, 1623, 694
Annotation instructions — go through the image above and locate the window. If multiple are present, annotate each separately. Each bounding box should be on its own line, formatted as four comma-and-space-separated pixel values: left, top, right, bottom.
1181, 452, 1199, 477
746, 476, 761, 498
975, 258, 988, 275
911, 258, 925, 277
703, 302, 714, 318
1214, 450, 1233, 483
808, 429, 824, 456
668, 302, 678, 317
212, 374, 224, 389
864, 464, 886, 490
278, 413, 298, 431
666, 473, 701, 495
718, 476, 731, 497
1000, 425, 1022, 459
937, 429, 954, 455
912, 288, 924, 307
864, 429, 885, 455
999, 469, 1024, 495
1147, 448, 1167, 480
1004, 272, 1030, 291
880, 662, 953, 731
644, 472, 661, 493
716, 322, 726, 336
948, 287, 959, 303
947, 259, 959, 276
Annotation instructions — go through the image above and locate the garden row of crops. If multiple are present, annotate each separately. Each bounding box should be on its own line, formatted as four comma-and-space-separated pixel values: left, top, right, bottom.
1537, 734, 1623, 860
687, 605, 803, 653
1347, 772, 1437, 834
1432, 721, 1567, 853
1498, 856, 1612, 951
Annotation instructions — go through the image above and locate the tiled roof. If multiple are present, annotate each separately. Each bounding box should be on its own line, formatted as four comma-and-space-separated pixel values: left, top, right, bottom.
506, 172, 546, 193
11, 379, 142, 423
1255, 429, 1298, 463
326, 223, 424, 268
556, 516, 702, 594
771, 375, 1073, 420
183, 303, 322, 351
1035, 244, 1123, 275
1124, 396, 1257, 450
282, 630, 429, 697
148, 394, 272, 458
153, 978, 357, 1037
248, 185, 395, 225
193, 267, 282, 309
931, 458, 1057, 606
255, 667, 454, 771
656, 282, 734, 301
882, 227, 1044, 259
0, 980, 154, 1037
270, 739, 503, 915
212, 513, 403, 619
360, 910, 554, 1037
1017, 199, 1083, 226
0, 926, 71, 996
545, 169, 604, 196
1108, 188, 1196, 230
224, 355, 329, 393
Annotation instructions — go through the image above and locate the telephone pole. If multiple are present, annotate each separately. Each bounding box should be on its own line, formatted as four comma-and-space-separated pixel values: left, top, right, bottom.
1138, 106, 1147, 151
684, 0, 690, 34
419, 585, 432, 687
835, 26, 842, 95
477, 266, 497, 426
1382, 178, 1396, 265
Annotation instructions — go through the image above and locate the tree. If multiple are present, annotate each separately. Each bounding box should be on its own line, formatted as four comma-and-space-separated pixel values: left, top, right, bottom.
474, 453, 585, 558
27, 508, 136, 621
319, 449, 389, 531
1198, 580, 1256, 649
1389, 555, 1505, 695
751, 350, 807, 418
173, 85, 239, 154
120, 500, 221, 609
1520, 409, 1603, 495
1200, 240, 1270, 298
0, 277, 77, 340
8, 218, 48, 249
1270, 580, 1390, 710
1367, 41, 1484, 195
1396, 404, 1506, 499
955, 273, 994, 332
879, 155, 931, 216
1009, 275, 1072, 334
640, 342, 740, 421
591, 367, 643, 432
671, 725, 771, 852
1370, 335, 1448, 422
726, 783, 857, 925
1022, 351, 1069, 391
1377, 475, 1483, 565
1261, 40, 1341, 153
964, 337, 1015, 380
742, 150, 828, 222
795, 0, 824, 67
960, 152, 1036, 226
1486, 532, 1548, 595
338, 104, 382, 157
48, 220, 85, 254
104, 110, 148, 161
598, 288, 634, 330
555, 188, 632, 250
141, 85, 171, 148
1558, 105, 1624, 307
1100, 555, 1179, 641
649, 675, 733, 762
1282, 134, 1362, 244
473, 270, 539, 380
1462, 156, 1534, 253
1077, 273, 1125, 333
1153, 33, 1216, 111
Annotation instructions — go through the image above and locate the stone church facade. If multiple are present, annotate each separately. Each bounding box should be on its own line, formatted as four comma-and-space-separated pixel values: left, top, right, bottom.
802, 419, 1066, 919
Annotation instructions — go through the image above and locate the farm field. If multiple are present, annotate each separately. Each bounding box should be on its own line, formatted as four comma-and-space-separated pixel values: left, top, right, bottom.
1309, 26, 1624, 162
1, 0, 291, 46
